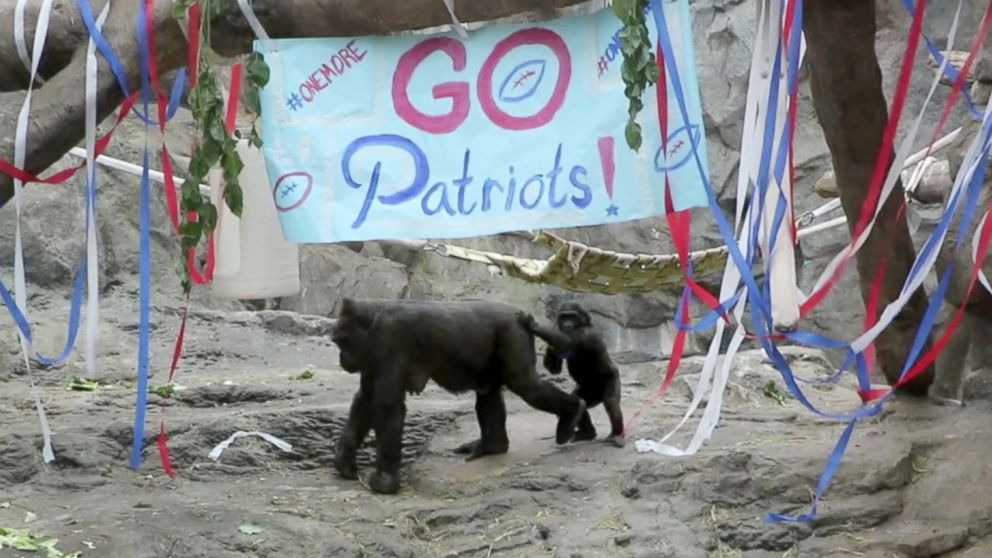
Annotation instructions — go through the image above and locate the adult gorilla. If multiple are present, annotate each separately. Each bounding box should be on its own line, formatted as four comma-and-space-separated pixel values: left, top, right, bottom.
330, 298, 587, 494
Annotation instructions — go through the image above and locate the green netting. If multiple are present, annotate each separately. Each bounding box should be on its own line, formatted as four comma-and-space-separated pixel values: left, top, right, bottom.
431, 231, 739, 294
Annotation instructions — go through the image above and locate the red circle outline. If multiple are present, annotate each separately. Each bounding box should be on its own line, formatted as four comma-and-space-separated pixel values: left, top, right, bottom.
273, 171, 314, 212
477, 28, 572, 131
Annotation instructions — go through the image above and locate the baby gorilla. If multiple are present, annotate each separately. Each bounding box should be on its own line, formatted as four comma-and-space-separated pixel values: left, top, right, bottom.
520, 303, 625, 446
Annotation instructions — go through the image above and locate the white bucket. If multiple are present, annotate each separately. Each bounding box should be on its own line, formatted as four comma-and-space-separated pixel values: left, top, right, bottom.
210, 138, 301, 299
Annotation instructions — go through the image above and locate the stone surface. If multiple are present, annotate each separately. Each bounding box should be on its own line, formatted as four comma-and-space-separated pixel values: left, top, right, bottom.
3, 3, 992, 556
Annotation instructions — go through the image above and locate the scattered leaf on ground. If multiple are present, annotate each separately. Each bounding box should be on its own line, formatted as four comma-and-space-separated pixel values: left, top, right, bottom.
67, 376, 100, 392
291, 370, 315, 381
149, 383, 186, 398
239, 524, 264, 535
0, 526, 82, 557
763, 380, 788, 406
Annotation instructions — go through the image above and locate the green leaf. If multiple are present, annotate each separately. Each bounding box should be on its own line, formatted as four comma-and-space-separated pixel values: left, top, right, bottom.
199, 135, 223, 167
243, 87, 262, 116
248, 127, 264, 149
246, 53, 270, 87
198, 201, 219, 232
150, 384, 176, 398
171, 0, 192, 19
763, 380, 788, 406
208, 118, 228, 145
613, 0, 635, 20
224, 183, 244, 217
292, 370, 315, 380
222, 147, 245, 182
68, 376, 100, 392
625, 121, 642, 152
180, 221, 203, 240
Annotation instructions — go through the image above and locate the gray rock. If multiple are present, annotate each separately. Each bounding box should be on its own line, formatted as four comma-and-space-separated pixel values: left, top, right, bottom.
277, 245, 409, 316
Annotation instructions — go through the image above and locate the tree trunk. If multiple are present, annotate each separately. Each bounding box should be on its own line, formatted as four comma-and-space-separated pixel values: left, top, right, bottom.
803, 0, 934, 394
0, 0, 583, 206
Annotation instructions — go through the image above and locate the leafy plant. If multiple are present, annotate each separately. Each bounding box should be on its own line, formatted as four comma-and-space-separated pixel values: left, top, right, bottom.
763, 380, 788, 406
613, 0, 657, 151
0, 527, 81, 558
171, 0, 270, 292
67, 376, 100, 392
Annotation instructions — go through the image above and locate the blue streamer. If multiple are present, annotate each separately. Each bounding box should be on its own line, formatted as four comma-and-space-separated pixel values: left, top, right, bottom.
650, 0, 899, 525
129, 0, 155, 471
0, 29, 187, 366
129, 148, 153, 471
654, 0, 881, 417
896, 121, 992, 381
901, 0, 984, 120
75, 0, 187, 126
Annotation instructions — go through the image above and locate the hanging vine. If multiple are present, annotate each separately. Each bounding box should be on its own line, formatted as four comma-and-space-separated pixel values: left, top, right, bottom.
171, 0, 270, 292
613, 0, 656, 152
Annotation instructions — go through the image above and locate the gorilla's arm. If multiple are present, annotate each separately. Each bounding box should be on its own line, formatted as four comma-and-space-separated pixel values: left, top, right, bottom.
522, 315, 577, 354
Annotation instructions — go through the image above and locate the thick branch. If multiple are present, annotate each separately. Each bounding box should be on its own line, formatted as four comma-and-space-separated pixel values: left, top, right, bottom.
0, 0, 106, 91
209, 0, 584, 56
2, 0, 585, 90
0, 0, 186, 206
803, 0, 934, 395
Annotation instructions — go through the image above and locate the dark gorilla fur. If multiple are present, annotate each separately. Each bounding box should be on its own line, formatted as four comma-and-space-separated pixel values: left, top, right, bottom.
520, 302, 625, 447
330, 298, 587, 494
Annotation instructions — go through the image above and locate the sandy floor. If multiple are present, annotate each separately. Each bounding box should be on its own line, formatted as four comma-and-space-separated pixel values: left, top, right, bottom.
2, 287, 992, 558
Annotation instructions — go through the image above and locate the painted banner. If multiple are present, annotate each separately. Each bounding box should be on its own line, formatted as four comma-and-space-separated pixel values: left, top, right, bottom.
255, 0, 709, 243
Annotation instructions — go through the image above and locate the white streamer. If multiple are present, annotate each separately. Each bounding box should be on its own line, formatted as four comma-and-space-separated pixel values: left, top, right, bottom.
973, 209, 992, 295
635, 0, 781, 456
442, 0, 470, 39
11, 0, 57, 463
850, 14, 989, 354
84, 3, 113, 380
236, 0, 278, 53
810, 0, 966, 353
13, 0, 36, 82
208, 431, 293, 461
637, 0, 967, 457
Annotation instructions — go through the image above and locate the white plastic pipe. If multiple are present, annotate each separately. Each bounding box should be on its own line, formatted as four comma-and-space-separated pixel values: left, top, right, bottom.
800, 126, 963, 227
67, 147, 210, 194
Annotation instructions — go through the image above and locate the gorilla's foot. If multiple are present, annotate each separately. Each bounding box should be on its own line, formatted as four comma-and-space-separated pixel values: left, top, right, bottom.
465, 439, 509, 461
333, 452, 359, 480
453, 439, 480, 455
573, 426, 597, 442
454, 438, 510, 460
369, 469, 401, 494
603, 434, 626, 448
556, 400, 587, 445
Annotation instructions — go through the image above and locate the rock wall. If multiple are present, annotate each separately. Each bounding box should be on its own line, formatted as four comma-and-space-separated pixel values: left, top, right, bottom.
0, 0, 981, 366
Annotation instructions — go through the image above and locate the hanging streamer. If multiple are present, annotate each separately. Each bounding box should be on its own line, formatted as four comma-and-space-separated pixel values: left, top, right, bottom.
83, 1, 113, 384
634, 0, 795, 456
14, 0, 44, 85
129, 0, 157, 471
10, 0, 57, 464
442, 0, 469, 39
636, 0, 991, 523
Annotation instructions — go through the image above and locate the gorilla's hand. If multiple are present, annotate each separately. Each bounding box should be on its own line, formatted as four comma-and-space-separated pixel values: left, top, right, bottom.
517, 310, 539, 332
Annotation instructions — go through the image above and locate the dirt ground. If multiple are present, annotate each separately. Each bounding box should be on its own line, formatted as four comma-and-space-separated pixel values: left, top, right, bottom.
2, 286, 992, 558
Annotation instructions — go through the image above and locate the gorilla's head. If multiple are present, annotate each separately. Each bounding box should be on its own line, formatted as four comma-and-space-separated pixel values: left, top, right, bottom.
332, 298, 376, 373
556, 302, 592, 333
